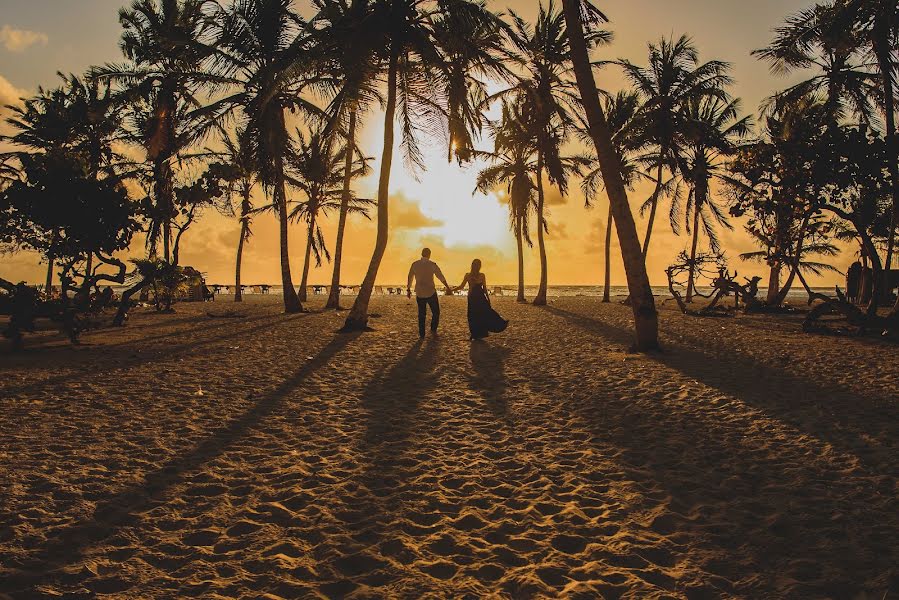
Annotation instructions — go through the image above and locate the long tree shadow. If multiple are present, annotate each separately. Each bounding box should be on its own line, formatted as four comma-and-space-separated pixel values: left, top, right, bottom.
357, 337, 441, 497
540, 305, 897, 477
0, 312, 292, 400
536, 306, 895, 597
0, 332, 360, 594
468, 341, 510, 420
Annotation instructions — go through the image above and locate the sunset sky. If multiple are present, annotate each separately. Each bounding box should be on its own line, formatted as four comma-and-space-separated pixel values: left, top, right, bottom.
2, 0, 842, 289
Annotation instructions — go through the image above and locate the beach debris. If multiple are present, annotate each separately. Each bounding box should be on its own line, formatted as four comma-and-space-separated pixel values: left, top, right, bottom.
195, 386, 205, 397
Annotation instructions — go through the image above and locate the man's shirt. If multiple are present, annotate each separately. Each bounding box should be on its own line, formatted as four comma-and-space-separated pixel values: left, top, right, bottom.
408, 258, 446, 298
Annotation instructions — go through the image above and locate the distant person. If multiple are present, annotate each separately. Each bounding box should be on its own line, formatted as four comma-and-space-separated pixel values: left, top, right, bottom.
454, 259, 509, 341
846, 261, 861, 304
407, 248, 451, 338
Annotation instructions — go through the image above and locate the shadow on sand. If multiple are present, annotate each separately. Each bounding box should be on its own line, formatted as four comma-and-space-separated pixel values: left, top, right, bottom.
1, 332, 360, 594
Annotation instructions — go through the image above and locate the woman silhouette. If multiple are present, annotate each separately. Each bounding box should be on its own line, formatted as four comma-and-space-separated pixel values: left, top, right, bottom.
455, 259, 509, 341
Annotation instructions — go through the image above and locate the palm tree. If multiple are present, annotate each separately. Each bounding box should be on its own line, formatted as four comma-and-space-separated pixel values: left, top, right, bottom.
753, 4, 877, 122
342, 0, 501, 331
204, 127, 257, 302
286, 128, 372, 302
675, 96, 751, 302
431, 0, 510, 163
503, 1, 606, 305
308, 0, 383, 310
474, 102, 537, 303
210, 0, 327, 313
579, 90, 648, 303
620, 34, 732, 260
562, 0, 659, 351
95, 0, 221, 265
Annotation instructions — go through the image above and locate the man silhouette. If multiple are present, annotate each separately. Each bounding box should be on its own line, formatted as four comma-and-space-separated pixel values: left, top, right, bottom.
407, 248, 450, 338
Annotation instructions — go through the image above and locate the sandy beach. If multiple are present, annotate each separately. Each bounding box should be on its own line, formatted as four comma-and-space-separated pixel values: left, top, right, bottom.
0, 295, 896, 598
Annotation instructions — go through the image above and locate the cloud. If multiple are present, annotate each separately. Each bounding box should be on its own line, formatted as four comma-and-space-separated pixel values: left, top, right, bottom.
391, 193, 443, 229
0, 74, 26, 124
547, 221, 569, 240
0, 25, 49, 53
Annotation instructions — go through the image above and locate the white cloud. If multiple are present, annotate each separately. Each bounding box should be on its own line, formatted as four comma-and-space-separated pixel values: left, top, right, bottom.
0, 25, 49, 53
0, 74, 26, 113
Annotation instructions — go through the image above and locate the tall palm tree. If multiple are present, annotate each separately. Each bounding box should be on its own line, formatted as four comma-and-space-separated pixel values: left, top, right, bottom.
474, 102, 537, 303
503, 1, 607, 305
308, 0, 384, 310
205, 127, 257, 302
562, 0, 658, 351
210, 0, 326, 313
620, 34, 732, 260
675, 96, 751, 302
579, 90, 648, 302
95, 0, 221, 265
342, 0, 501, 331
286, 128, 372, 302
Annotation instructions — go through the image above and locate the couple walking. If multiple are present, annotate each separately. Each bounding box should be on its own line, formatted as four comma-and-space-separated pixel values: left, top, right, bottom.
407, 248, 508, 341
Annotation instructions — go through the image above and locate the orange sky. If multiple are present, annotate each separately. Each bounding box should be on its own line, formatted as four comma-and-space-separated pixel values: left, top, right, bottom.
3, 0, 852, 289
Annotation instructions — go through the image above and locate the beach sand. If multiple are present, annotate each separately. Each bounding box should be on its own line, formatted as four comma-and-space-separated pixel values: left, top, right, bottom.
0, 295, 896, 598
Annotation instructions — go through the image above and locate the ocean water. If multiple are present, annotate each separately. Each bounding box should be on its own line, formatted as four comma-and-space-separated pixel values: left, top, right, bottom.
206, 284, 835, 300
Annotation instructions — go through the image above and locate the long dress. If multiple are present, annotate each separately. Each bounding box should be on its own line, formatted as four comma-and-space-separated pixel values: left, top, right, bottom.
467, 280, 509, 339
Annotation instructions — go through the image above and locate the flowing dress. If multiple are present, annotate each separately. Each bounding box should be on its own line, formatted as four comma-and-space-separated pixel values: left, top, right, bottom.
467, 280, 508, 339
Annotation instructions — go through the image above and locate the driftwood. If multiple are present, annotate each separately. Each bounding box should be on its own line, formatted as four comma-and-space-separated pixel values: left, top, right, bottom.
802, 286, 898, 339
666, 253, 764, 317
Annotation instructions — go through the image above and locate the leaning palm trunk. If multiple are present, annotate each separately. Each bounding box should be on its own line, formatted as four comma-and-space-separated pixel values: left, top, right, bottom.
153, 157, 175, 264
234, 188, 251, 303
770, 212, 812, 306
603, 204, 613, 302
515, 220, 526, 303
274, 154, 302, 313
563, 0, 659, 351
234, 221, 247, 302
299, 218, 315, 302
533, 154, 548, 306
685, 186, 703, 303
641, 158, 665, 257
766, 263, 781, 304
343, 50, 398, 331
326, 108, 358, 310
45, 257, 54, 295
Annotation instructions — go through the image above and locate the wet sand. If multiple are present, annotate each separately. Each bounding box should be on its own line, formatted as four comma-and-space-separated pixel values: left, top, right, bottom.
0, 295, 896, 598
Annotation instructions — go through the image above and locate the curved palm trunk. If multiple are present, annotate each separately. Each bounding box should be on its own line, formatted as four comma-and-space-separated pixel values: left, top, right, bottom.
234, 186, 251, 303
603, 204, 613, 302
154, 157, 175, 264
766, 264, 781, 304
642, 158, 665, 258
533, 154, 548, 306
275, 152, 302, 313
45, 257, 54, 295
343, 49, 398, 331
515, 220, 526, 303
326, 108, 358, 310
563, 0, 659, 351
685, 186, 704, 303
299, 218, 315, 303
771, 212, 812, 306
